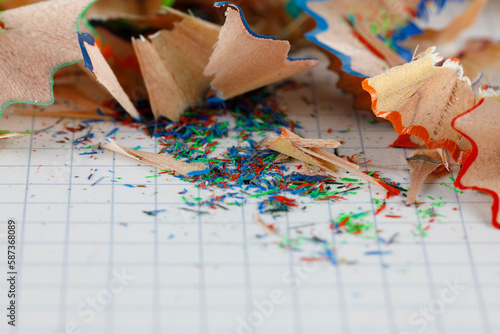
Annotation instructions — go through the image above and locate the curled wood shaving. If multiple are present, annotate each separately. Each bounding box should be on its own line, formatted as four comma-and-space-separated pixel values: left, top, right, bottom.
204, 3, 318, 99
362, 48, 475, 163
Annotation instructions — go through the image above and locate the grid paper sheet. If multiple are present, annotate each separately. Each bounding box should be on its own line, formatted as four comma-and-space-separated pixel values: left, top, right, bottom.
1, 1, 500, 334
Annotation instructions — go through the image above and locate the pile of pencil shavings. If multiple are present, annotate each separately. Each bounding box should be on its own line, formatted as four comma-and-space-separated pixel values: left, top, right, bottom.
0, 0, 498, 228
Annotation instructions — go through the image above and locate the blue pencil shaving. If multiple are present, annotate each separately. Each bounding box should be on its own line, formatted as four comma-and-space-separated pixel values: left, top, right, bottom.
416, 0, 455, 20
365, 250, 392, 256
471, 71, 484, 86
187, 168, 211, 176
319, 245, 337, 265
143, 209, 166, 216
88, 169, 97, 180
206, 95, 227, 108
91, 176, 105, 186
106, 128, 119, 138
77, 33, 96, 73
386, 233, 399, 245
81, 120, 105, 125
73, 133, 94, 145
296, 0, 458, 77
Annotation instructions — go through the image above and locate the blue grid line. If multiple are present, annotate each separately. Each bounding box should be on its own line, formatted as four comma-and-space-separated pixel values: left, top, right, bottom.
57, 119, 75, 329
240, 205, 254, 317
310, 68, 351, 334
403, 148, 445, 333
355, 108, 398, 333
105, 122, 117, 334
153, 126, 161, 334
16, 115, 35, 326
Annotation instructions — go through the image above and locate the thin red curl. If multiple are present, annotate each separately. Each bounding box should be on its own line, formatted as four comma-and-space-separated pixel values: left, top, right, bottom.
451, 98, 500, 229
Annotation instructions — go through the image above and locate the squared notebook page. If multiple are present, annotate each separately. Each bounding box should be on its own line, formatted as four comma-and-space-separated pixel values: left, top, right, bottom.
1, 1, 500, 333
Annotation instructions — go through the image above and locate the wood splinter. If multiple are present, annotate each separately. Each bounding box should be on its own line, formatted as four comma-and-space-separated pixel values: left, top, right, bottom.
254, 213, 280, 236
263, 128, 401, 196
0, 132, 28, 140
104, 140, 209, 177
406, 149, 449, 205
